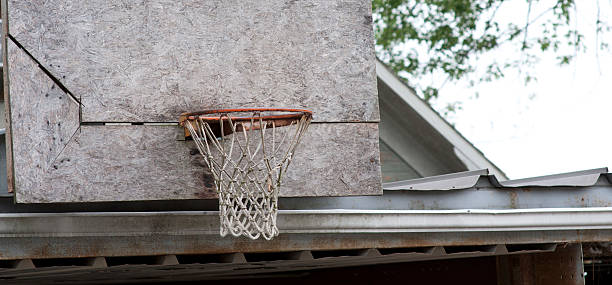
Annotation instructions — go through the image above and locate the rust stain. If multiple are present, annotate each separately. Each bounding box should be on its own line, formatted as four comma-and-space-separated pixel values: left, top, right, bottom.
410, 200, 425, 210
2, 231, 611, 261
32, 244, 51, 258
574, 195, 587, 207
509, 192, 518, 209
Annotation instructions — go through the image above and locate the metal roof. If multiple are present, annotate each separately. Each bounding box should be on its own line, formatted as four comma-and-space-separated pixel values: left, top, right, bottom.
498, 167, 609, 187
383, 167, 610, 190
0, 206, 608, 283
280, 167, 612, 211
2, 168, 612, 282
383, 169, 491, 190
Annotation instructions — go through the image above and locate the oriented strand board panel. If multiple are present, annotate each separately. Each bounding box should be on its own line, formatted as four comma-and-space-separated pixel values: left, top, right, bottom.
15, 123, 381, 203
8, 0, 379, 123
5, 40, 80, 197
5, 0, 382, 203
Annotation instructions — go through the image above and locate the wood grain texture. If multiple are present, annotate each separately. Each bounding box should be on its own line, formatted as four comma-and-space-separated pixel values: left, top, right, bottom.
15, 123, 381, 203
19, 125, 211, 203
6, 40, 80, 195
282, 123, 382, 197
8, 0, 379, 123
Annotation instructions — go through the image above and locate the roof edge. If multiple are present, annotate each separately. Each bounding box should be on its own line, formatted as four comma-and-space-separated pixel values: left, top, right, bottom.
376, 60, 508, 180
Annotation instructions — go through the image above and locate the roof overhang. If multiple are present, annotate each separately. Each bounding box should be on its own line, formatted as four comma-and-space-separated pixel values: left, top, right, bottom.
2, 168, 612, 260
1, 168, 610, 281
281, 168, 612, 210
376, 61, 508, 179
1, 207, 612, 260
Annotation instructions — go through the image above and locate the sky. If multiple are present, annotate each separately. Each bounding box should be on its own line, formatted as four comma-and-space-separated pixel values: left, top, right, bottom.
429, 1, 612, 179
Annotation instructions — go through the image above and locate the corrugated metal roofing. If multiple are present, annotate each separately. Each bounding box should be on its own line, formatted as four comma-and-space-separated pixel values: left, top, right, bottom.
280, 168, 612, 211
1, 168, 612, 280
383, 167, 610, 190
383, 169, 490, 190
499, 167, 609, 187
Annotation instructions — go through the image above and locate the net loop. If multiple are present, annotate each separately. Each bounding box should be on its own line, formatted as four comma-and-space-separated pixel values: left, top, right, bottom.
180, 109, 312, 240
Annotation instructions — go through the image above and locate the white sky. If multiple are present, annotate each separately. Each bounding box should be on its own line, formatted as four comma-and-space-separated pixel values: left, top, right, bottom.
428, 1, 612, 179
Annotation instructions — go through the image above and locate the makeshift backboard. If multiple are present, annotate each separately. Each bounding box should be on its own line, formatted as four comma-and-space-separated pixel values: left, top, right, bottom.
2, 0, 381, 203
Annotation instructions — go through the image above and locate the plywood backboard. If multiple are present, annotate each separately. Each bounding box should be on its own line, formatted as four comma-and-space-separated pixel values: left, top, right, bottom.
3, 0, 382, 203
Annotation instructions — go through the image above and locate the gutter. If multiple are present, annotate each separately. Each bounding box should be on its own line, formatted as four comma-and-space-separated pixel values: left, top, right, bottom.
0, 208, 611, 260
2, 207, 612, 237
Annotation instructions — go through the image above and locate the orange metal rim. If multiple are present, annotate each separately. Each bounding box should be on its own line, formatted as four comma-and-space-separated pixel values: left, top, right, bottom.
179, 108, 313, 125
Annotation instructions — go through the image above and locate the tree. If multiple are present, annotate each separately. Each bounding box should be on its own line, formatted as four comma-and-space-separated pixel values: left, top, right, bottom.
372, 0, 610, 106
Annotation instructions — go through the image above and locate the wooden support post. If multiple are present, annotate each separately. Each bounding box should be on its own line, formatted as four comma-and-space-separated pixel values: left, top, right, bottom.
11, 259, 35, 269
154, 255, 179, 266
358, 248, 382, 257
85, 257, 107, 268
497, 243, 584, 285
429, 246, 447, 256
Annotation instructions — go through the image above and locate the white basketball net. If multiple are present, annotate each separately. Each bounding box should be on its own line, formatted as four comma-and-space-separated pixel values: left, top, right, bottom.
184, 112, 311, 240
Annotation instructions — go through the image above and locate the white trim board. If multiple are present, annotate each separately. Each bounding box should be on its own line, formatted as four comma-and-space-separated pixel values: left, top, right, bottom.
376, 61, 507, 180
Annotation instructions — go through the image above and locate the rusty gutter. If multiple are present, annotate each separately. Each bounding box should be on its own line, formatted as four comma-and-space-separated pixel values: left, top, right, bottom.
1, 209, 612, 260
2, 208, 612, 237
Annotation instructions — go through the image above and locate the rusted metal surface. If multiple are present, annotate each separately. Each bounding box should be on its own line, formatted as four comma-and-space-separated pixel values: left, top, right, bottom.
0, 209, 611, 260
178, 108, 313, 138
179, 108, 313, 122
0, 169, 609, 264
3, 208, 612, 238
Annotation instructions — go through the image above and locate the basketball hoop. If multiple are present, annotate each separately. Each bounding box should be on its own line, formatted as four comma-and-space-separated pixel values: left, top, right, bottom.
179, 108, 312, 240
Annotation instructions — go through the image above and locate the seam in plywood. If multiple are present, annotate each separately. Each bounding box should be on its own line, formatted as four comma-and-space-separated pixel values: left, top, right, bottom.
81, 122, 180, 126
8, 35, 81, 106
